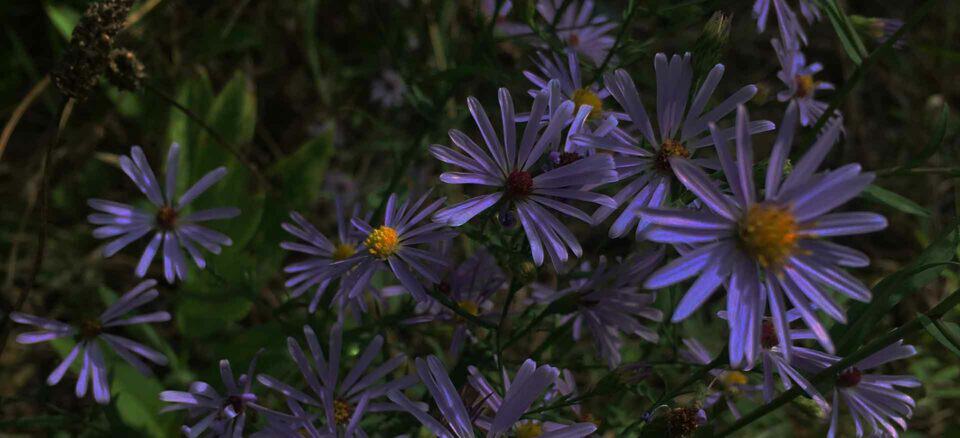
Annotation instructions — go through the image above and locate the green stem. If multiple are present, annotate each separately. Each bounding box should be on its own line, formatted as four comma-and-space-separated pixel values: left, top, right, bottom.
716, 287, 960, 437
591, 0, 638, 84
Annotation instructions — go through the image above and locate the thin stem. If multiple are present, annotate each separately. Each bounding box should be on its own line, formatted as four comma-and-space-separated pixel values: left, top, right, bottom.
716, 287, 960, 437
145, 82, 275, 192
502, 302, 554, 350
0, 97, 72, 360
808, 0, 938, 137
425, 286, 498, 330
592, 0, 638, 84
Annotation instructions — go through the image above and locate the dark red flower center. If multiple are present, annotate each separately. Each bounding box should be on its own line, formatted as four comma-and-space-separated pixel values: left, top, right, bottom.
761, 320, 778, 349
567, 33, 580, 46
80, 319, 102, 339
156, 206, 178, 230
506, 170, 534, 199
227, 395, 245, 413
836, 368, 862, 388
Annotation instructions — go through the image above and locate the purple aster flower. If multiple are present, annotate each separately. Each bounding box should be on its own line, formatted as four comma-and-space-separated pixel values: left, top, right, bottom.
680, 338, 761, 419
753, 319, 831, 411
823, 341, 920, 438
257, 323, 416, 436
160, 351, 285, 437
753, 0, 817, 47
480, 0, 529, 36
281, 198, 372, 314
773, 38, 835, 126
532, 249, 664, 368
523, 52, 623, 127
536, 0, 616, 65
11, 279, 169, 404
466, 359, 597, 436
387, 355, 480, 438
573, 54, 773, 239
343, 191, 457, 302
370, 69, 406, 109
641, 103, 885, 368
88, 144, 240, 283
430, 86, 617, 270
403, 250, 506, 358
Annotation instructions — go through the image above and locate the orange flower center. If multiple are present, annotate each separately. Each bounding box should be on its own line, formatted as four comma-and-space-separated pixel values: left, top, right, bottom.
739, 204, 798, 269
364, 226, 399, 259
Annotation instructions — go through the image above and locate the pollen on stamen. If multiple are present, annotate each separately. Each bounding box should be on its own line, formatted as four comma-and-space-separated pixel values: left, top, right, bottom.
655, 139, 692, 173
795, 74, 815, 98
572, 88, 603, 119
364, 226, 400, 260
739, 204, 798, 269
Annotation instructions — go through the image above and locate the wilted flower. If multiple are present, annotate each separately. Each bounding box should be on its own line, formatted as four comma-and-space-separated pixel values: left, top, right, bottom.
642, 104, 884, 368
11, 280, 169, 404
257, 323, 416, 436
160, 352, 283, 437
403, 250, 505, 358
88, 144, 240, 283
536, 0, 616, 65
532, 250, 664, 368
52, 0, 134, 99
773, 38, 834, 126
370, 69, 406, 109
430, 85, 617, 270
573, 53, 772, 239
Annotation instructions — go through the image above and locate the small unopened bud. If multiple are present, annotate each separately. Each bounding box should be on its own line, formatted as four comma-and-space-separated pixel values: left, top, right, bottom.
692, 12, 731, 81
107, 48, 145, 91
851, 15, 906, 49
517, 261, 537, 283
52, 0, 134, 100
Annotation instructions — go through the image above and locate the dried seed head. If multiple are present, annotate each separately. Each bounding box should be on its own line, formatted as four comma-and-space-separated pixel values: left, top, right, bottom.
107, 48, 146, 91
52, 0, 134, 100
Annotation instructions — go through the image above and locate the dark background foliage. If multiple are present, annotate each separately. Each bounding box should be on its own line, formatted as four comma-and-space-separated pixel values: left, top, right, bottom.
1, 0, 958, 436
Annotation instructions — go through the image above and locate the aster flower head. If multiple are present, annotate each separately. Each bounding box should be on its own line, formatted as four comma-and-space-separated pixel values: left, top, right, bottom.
573, 53, 773, 239
281, 198, 372, 314
370, 69, 406, 109
257, 323, 416, 436
753, 0, 819, 47
160, 351, 281, 437
642, 103, 885, 369
11, 279, 169, 404
88, 144, 240, 283
536, 0, 617, 65
342, 191, 457, 302
403, 250, 505, 357
773, 38, 835, 126
823, 341, 920, 438
533, 249, 664, 368
523, 51, 620, 126
430, 85, 618, 270
466, 358, 597, 436
430, 88, 616, 270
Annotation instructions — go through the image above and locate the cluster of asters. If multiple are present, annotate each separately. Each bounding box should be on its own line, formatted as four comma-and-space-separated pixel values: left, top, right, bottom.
11, 1, 919, 437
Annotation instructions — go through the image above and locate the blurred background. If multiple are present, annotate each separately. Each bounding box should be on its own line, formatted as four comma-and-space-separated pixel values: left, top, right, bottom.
1, 0, 958, 436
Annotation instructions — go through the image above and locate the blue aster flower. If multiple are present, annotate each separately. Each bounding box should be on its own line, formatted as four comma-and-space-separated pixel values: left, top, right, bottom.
430, 85, 617, 270
753, 0, 820, 47
87, 144, 240, 283
11, 280, 169, 404
641, 103, 885, 368
773, 38, 835, 126
535, 0, 616, 65
572, 53, 773, 239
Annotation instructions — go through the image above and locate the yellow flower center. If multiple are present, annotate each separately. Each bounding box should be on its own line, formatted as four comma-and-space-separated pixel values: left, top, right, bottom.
719, 371, 748, 394
333, 398, 352, 425
655, 139, 691, 173
739, 204, 798, 269
457, 300, 480, 316
516, 422, 543, 438
364, 226, 400, 259
795, 74, 815, 98
571, 88, 603, 119
332, 242, 357, 261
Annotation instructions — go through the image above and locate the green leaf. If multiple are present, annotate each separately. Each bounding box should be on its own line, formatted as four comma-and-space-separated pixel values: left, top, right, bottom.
814, 0, 868, 65
919, 314, 960, 357
907, 103, 951, 168
111, 363, 176, 437
861, 184, 931, 218
837, 226, 959, 353
175, 289, 254, 338
269, 128, 335, 210
45, 3, 80, 40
